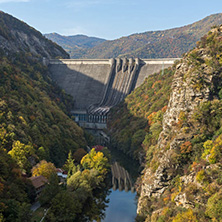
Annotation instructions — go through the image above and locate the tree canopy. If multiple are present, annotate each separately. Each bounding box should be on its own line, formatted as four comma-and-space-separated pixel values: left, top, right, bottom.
32, 160, 56, 179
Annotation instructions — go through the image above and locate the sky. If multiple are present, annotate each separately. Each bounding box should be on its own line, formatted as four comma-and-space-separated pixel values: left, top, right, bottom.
0, 0, 222, 40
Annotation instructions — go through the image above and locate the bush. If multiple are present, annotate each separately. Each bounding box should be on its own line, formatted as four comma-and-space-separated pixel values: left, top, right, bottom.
172, 209, 197, 222
205, 191, 222, 220
196, 169, 207, 184
201, 140, 213, 159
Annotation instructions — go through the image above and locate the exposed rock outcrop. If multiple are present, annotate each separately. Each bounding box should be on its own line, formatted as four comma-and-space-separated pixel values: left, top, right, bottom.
137, 27, 222, 218
0, 11, 69, 59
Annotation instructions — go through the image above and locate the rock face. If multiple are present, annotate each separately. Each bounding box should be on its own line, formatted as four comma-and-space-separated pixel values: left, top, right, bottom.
0, 11, 69, 59
137, 28, 221, 217
162, 58, 212, 135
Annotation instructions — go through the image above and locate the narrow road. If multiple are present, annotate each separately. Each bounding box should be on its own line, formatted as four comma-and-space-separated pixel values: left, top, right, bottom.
40, 208, 49, 222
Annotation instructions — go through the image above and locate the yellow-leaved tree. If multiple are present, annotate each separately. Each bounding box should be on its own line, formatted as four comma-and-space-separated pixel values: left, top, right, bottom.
81, 148, 109, 176
8, 141, 34, 172
32, 160, 56, 179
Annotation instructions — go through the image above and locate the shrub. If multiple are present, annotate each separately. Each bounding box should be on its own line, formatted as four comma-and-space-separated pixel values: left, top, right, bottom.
172, 209, 197, 222
180, 141, 192, 154
205, 191, 222, 220
146, 145, 155, 166
196, 169, 209, 184
201, 140, 213, 159
177, 111, 187, 128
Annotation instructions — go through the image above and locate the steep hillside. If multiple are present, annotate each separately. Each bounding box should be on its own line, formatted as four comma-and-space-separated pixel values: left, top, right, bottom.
107, 65, 176, 161
0, 56, 86, 165
45, 33, 106, 58
52, 13, 222, 59
136, 26, 222, 221
0, 11, 69, 59
0, 11, 86, 165
108, 25, 222, 221
0, 10, 87, 221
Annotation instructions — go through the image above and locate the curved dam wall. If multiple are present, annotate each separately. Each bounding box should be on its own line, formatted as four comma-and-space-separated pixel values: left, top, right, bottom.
49, 58, 179, 125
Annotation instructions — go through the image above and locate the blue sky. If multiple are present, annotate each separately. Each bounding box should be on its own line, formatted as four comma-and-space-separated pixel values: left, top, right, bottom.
0, 0, 222, 39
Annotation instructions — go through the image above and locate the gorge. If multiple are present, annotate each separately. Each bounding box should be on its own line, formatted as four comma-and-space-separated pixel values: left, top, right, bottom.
1, 9, 222, 222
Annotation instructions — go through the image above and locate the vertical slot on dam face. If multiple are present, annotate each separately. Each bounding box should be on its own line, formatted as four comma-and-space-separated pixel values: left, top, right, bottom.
103, 58, 121, 107
127, 58, 142, 95
107, 58, 126, 107
98, 58, 117, 107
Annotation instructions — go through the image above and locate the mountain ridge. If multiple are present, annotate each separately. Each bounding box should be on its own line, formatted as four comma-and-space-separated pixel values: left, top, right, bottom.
45, 32, 106, 58
46, 13, 222, 59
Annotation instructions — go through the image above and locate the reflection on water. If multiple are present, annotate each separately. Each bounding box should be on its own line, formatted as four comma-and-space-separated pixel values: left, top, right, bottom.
102, 160, 139, 222
111, 161, 135, 193
85, 130, 140, 221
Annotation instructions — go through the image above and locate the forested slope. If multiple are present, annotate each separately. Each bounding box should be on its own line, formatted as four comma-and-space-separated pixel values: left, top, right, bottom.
108, 63, 177, 161
109, 25, 222, 221
0, 11, 86, 221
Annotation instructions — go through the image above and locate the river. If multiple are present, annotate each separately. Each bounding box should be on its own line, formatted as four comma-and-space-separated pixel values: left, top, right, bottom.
102, 147, 140, 222
87, 130, 141, 222
102, 189, 137, 222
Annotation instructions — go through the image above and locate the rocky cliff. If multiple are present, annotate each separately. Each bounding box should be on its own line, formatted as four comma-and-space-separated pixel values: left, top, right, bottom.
0, 11, 69, 59
137, 26, 222, 221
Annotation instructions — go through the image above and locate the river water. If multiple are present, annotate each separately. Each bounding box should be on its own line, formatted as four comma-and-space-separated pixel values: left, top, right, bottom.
102, 189, 137, 222
87, 130, 140, 222
102, 147, 140, 222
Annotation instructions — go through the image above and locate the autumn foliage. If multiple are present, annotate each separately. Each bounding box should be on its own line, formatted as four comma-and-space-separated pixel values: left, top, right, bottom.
32, 160, 56, 179
180, 141, 192, 154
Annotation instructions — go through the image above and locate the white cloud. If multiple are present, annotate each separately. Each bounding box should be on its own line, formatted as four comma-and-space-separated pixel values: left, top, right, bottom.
0, 0, 30, 3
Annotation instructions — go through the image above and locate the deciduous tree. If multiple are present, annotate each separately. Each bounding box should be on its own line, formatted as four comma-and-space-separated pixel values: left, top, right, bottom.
8, 141, 34, 172
31, 160, 56, 179
81, 148, 109, 176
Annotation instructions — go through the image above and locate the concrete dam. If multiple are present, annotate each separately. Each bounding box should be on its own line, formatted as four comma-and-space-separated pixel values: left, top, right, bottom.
49, 58, 178, 129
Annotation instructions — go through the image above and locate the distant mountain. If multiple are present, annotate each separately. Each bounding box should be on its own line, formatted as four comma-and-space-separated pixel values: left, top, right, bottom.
46, 13, 222, 59
44, 33, 106, 58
